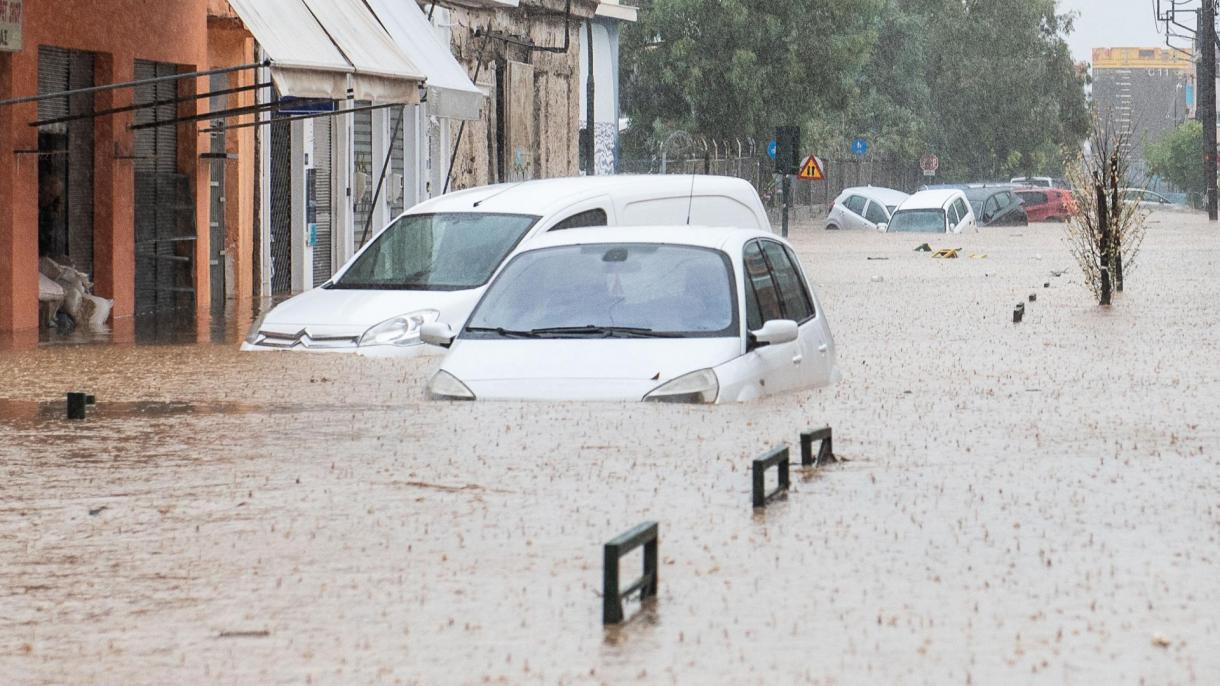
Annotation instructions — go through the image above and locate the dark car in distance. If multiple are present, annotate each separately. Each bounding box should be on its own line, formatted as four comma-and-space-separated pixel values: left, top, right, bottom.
963, 186, 1028, 227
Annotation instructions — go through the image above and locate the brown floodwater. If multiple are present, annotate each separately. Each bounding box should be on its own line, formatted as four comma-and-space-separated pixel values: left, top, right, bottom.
2, 215, 1218, 684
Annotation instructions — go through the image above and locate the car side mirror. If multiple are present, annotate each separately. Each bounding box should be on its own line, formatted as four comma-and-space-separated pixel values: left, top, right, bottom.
877, 223, 888, 232
420, 322, 456, 348
748, 319, 799, 350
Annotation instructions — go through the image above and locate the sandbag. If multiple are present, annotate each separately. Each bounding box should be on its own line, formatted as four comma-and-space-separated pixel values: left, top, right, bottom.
81, 294, 114, 329
39, 273, 64, 301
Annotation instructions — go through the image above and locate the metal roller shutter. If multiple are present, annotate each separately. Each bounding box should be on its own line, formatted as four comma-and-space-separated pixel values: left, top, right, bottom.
312, 116, 334, 283
133, 60, 194, 315
390, 108, 405, 217
353, 103, 374, 241
269, 116, 293, 295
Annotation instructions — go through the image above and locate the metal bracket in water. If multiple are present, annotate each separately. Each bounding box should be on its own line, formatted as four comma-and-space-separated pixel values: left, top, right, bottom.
603, 521, 659, 625
752, 447, 791, 508
800, 427, 835, 467
66, 393, 96, 420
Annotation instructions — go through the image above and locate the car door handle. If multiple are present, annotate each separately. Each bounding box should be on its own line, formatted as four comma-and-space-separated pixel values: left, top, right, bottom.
792, 354, 803, 365
818, 344, 828, 354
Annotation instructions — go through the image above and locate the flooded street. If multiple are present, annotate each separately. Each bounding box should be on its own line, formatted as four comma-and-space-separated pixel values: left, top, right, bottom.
3, 215, 1219, 684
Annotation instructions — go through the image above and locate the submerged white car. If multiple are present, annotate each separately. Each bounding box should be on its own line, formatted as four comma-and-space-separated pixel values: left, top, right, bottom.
885, 188, 978, 234
421, 226, 840, 403
242, 176, 770, 357
826, 186, 910, 231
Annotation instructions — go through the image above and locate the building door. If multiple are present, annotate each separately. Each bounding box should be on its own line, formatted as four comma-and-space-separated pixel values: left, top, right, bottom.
36, 46, 95, 277
312, 116, 334, 284
133, 60, 194, 315
352, 103, 374, 245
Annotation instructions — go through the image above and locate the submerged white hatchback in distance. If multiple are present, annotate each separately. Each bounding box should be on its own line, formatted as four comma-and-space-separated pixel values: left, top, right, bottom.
825, 186, 910, 231
242, 176, 770, 356
421, 226, 840, 403
885, 188, 978, 234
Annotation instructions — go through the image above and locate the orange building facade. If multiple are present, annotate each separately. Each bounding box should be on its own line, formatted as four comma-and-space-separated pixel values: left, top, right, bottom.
0, 0, 255, 343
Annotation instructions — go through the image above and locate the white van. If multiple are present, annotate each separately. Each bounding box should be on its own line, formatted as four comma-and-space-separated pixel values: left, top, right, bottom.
242, 175, 771, 356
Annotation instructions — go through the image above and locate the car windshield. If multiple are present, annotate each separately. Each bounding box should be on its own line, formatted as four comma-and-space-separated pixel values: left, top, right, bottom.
888, 209, 946, 233
465, 243, 738, 338
331, 213, 539, 291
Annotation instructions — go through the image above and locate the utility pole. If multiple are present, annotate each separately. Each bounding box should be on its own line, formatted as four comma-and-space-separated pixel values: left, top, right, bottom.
1201, 0, 1218, 220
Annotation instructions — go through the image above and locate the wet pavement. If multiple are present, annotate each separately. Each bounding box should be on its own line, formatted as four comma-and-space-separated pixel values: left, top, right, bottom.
2, 213, 1219, 684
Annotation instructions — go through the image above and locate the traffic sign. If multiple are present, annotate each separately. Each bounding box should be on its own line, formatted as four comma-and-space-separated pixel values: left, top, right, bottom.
767, 139, 778, 160
851, 138, 869, 156
920, 153, 940, 176
798, 155, 825, 181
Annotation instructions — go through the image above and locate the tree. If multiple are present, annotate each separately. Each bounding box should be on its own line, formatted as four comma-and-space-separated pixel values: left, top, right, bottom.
620, 0, 1091, 179
1147, 120, 1206, 202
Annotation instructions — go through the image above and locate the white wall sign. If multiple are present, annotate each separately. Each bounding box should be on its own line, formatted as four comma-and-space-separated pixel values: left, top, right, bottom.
0, 0, 23, 52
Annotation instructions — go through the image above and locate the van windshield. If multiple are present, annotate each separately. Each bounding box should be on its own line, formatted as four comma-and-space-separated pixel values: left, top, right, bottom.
888, 209, 946, 233
332, 213, 539, 291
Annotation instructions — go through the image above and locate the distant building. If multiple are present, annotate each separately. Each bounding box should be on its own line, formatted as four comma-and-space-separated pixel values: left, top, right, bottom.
1091, 48, 1194, 174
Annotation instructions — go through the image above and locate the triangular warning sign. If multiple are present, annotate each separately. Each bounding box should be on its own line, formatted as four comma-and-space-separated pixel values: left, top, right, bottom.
798, 155, 825, 181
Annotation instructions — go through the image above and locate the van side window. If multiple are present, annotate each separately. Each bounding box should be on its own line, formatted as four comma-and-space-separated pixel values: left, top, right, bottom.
550, 208, 608, 231
954, 198, 969, 221
947, 202, 960, 226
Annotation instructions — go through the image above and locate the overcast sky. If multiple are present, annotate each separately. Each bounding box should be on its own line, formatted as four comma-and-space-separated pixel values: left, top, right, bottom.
1058, 0, 1172, 63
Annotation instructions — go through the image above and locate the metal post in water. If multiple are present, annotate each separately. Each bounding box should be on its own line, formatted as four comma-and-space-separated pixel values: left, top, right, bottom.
66, 393, 88, 420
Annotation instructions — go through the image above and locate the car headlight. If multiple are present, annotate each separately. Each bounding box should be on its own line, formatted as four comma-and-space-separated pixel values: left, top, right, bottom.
643, 368, 719, 404
358, 310, 440, 347
427, 370, 476, 401
244, 309, 270, 345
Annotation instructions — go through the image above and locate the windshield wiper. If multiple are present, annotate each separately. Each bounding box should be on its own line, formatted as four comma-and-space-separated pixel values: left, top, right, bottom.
464, 326, 542, 338
527, 325, 683, 338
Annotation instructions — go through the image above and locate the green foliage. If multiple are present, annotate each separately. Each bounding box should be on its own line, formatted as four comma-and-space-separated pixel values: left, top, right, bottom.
1146, 121, 1206, 198
621, 0, 1091, 179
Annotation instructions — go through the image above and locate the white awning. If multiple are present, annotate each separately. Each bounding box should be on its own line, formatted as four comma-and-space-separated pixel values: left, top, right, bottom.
302, 0, 426, 103
366, 0, 485, 120
227, 0, 351, 100
227, 0, 425, 104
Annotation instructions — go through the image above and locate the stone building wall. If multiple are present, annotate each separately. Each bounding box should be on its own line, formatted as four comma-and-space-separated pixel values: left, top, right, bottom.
444, 0, 597, 190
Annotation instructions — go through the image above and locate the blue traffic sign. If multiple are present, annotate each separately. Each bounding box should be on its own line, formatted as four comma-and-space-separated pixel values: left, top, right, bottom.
851, 138, 870, 157
767, 139, 778, 160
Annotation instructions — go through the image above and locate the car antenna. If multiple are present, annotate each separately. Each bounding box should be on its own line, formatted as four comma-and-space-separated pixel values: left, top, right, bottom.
473, 181, 527, 208
684, 174, 697, 225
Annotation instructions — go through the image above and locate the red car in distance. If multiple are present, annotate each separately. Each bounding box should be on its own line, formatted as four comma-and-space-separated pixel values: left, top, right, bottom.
1014, 186, 1076, 222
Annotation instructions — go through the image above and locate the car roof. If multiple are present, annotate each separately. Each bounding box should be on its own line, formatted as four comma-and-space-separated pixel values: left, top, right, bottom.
839, 186, 910, 204
406, 175, 760, 216
896, 188, 962, 210
517, 225, 776, 253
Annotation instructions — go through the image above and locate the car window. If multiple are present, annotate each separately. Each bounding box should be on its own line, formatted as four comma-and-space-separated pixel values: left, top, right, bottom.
844, 195, 867, 215
947, 201, 960, 226
864, 201, 889, 225
954, 198, 970, 221
984, 196, 999, 217
1018, 191, 1047, 205
889, 209, 946, 233
467, 243, 738, 337
999, 192, 1013, 207
743, 241, 784, 329
761, 241, 814, 322
549, 208, 608, 231
334, 213, 539, 291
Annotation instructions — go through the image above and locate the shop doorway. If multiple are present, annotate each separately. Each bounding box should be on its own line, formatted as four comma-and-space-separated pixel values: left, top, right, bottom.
132, 60, 196, 316
36, 46, 95, 277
